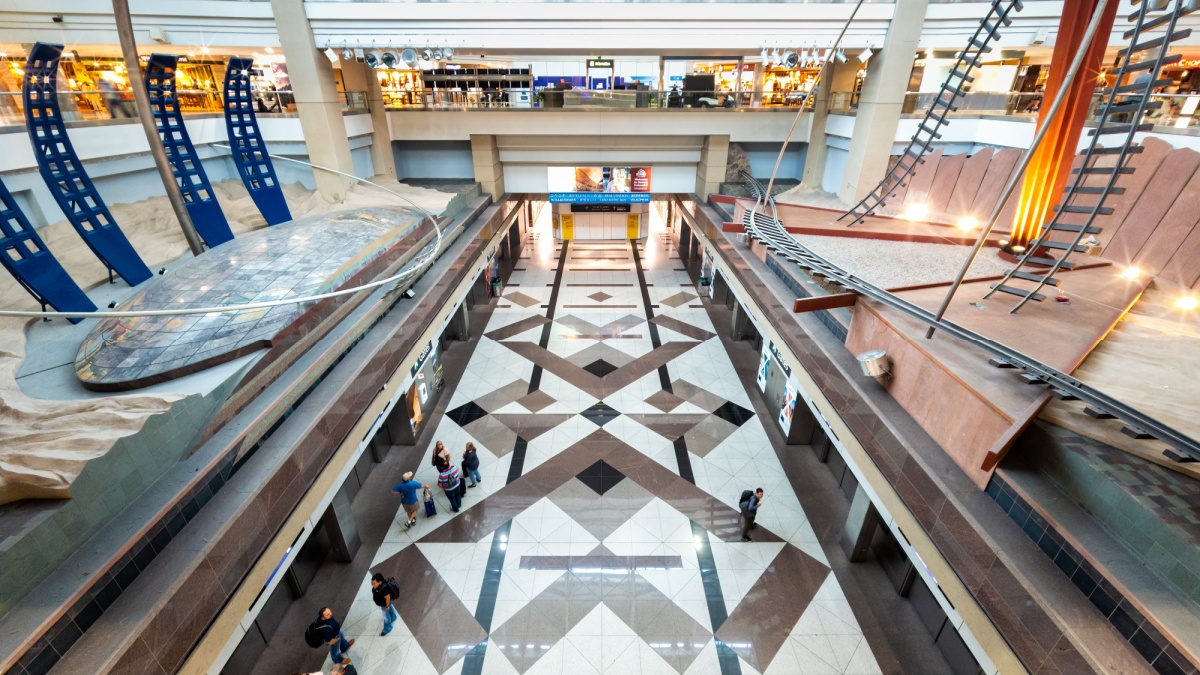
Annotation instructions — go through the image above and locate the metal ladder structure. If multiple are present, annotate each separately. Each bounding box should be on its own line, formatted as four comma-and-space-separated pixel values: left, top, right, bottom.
740, 172, 1199, 463
839, 0, 1024, 226
985, 0, 1193, 312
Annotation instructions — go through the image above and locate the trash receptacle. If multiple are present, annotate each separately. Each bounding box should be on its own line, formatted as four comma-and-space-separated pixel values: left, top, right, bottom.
491, 279, 502, 297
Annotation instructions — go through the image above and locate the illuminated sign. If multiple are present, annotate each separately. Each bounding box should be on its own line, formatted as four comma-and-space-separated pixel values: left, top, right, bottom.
587, 59, 614, 68
549, 193, 652, 204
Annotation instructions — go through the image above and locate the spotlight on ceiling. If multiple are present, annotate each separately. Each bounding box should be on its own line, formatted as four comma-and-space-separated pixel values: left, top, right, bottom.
956, 216, 979, 231
781, 51, 799, 69
381, 50, 400, 69
1118, 267, 1142, 280
835, 49, 847, 64
859, 46, 874, 63
443, 47, 455, 60
1175, 295, 1198, 311
421, 48, 435, 61
365, 50, 383, 69
401, 48, 418, 66
340, 47, 355, 61
324, 48, 339, 64
433, 48, 444, 60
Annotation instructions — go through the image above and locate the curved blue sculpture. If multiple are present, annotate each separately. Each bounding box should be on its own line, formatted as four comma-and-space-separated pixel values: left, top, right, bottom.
145, 54, 235, 248
223, 57, 291, 226
22, 42, 152, 286
0, 177, 96, 323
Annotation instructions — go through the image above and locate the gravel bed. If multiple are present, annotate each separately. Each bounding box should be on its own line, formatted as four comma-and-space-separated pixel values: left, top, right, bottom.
792, 234, 1011, 290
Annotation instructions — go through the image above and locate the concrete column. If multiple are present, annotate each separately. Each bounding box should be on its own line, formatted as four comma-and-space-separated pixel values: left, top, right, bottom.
320, 484, 361, 563
841, 483, 881, 563
340, 59, 397, 180
695, 134, 730, 199
270, 0, 356, 202
471, 134, 505, 199
803, 60, 855, 189
837, 0, 929, 204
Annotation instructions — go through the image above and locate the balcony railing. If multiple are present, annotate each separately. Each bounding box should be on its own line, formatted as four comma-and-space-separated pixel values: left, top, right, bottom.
0, 88, 369, 128
386, 88, 816, 111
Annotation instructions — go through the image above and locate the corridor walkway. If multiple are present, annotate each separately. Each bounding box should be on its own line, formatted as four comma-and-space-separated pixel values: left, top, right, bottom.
334, 214, 884, 675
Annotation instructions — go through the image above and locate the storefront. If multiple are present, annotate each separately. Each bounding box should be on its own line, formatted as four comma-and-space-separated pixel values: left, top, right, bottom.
548, 166, 653, 240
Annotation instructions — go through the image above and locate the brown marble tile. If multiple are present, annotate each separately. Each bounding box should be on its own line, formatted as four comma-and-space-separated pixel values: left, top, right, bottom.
462, 416, 520, 456
110, 636, 167, 675
625, 414, 709, 442
564, 342, 637, 369
717, 543, 830, 672
491, 414, 577, 442
484, 315, 551, 342
516, 389, 556, 413
474, 378, 533, 412
500, 341, 701, 400
644, 389, 686, 413
650, 314, 716, 341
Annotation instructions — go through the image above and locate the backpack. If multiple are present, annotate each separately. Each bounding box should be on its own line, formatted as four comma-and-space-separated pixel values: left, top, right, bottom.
304, 621, 324, 648
739, 489, 753, 508
387, 576, 401, 600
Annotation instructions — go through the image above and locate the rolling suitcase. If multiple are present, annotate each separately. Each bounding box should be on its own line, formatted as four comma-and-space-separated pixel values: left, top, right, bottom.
423, 486, 437, 517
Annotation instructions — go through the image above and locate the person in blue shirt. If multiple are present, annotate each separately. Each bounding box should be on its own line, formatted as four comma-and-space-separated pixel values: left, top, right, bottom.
740, 488, 764, 542
392, 471, 429, 529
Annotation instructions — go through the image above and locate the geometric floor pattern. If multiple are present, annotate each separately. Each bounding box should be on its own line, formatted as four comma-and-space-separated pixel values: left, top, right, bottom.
338, 214, 883, 674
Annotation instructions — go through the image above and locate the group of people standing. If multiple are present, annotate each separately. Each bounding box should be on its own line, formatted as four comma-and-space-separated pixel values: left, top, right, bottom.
391, 440, 482, 526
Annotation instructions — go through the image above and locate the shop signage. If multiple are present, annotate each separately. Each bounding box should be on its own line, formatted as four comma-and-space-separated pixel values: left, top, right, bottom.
587, 59, 614, 68
571, 203, 631, 213
411, 340, 434, 376
549, 192, 652, 204
631, 167, 652, 192
768, 340, 791, 376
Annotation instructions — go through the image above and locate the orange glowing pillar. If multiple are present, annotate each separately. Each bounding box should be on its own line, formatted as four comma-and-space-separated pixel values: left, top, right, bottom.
1009, 0, 1118, 247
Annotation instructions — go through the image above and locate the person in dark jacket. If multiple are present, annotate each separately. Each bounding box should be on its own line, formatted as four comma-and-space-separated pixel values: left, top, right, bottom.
739, 488, 764, 542
314, 606, 354, 665
431, 440, 450, 469
370, 572, 399, 636
463, 442, 482, 488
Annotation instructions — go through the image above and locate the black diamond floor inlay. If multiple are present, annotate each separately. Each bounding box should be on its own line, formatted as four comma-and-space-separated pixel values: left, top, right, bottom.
712, 400, 755, 427
580, 401, 621, 428
575, 458, 626, 496
446, 401, 489, 427
582, 358, 619, 378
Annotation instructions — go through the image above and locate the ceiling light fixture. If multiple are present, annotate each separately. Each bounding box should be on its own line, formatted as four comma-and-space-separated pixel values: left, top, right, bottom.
1118, 267, 1142, 280
1175, 295, 1198, 311
835, 49, 847, 64
859, 46, 874, 63
401, 48, 418, 66
956, 216, 978, 231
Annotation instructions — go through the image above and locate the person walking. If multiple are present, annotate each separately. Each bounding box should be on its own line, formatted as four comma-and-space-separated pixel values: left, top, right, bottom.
463, 442, 482, 488
370, 572, 400, 636
739, 488, 764, 542
438, 461, 463, 512
392, 471, 428, 529
331, 664, 359, 675
314, 607, 354, 665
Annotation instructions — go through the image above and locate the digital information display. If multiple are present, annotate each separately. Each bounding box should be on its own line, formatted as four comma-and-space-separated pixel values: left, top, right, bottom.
549, 192, 652, 204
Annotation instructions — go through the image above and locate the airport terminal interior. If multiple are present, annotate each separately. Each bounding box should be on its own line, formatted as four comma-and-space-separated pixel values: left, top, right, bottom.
2, 0, 1200, 673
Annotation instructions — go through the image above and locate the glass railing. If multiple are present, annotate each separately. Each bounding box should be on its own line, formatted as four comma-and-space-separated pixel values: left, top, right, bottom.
386, 89, 816, 110
0, 88, 369, 128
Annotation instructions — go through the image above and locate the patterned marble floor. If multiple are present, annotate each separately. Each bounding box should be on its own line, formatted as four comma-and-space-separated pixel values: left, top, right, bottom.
335, 210, 883, 675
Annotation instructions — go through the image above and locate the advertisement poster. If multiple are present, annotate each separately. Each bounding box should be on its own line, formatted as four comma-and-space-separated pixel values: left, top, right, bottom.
757, 348, 770, 393
547, 166, 652, 201
778, 380, 798, 435
626, 213, 640, 239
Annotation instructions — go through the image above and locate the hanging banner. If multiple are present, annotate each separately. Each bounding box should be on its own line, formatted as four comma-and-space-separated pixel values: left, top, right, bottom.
548, 166, 652, 197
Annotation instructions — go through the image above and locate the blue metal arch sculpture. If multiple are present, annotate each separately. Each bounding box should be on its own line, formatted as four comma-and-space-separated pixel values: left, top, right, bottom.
22, 42, 153, 286
223, 57, 292, 226
145, 53, 235, 248
0, 177, 96, 323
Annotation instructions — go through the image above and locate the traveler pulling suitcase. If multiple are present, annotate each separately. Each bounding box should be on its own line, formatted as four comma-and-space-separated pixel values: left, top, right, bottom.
423, 486, 437, 517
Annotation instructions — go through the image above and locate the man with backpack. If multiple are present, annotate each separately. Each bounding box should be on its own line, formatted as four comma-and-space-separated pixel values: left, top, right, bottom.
305, 606, 354, 665
370, 572, 401, 636
739, 488, 764, 542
